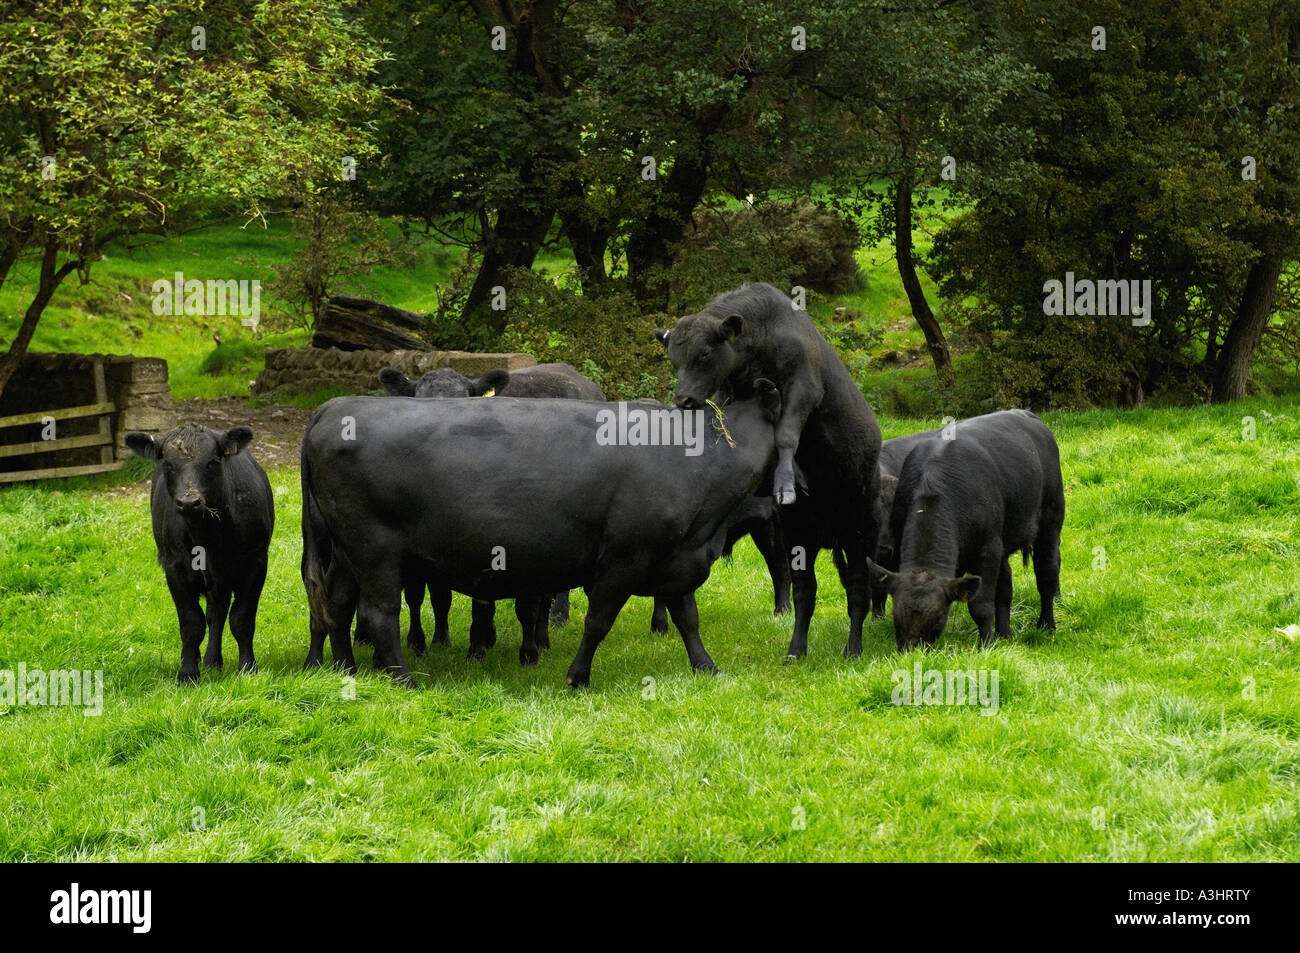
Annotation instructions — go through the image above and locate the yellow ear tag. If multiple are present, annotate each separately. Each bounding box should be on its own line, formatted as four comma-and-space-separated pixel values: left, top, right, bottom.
483, 388, 496, 397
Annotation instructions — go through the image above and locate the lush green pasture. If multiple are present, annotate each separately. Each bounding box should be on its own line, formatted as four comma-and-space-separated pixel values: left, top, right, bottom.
0, 398, 1297, 860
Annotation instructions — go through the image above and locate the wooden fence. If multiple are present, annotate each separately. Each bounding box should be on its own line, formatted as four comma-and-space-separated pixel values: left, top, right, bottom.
0, 356, 126, 484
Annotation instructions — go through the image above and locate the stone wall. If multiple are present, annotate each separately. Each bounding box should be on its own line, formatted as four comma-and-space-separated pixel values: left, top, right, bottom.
251, 347, 537, 396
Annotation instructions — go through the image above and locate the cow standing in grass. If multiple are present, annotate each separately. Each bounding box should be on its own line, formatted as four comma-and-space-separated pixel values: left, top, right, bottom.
869, 409, 1064, 649
372, 362, 605, 655
126, 423, 274, 683
657, 282, 882, 659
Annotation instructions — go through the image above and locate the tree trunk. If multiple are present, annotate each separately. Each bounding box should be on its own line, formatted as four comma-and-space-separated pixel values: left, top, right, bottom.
894, 173, 953, 387
0, 240, 77, 399
460, 199, 553, 333
626, 151, 712, 308
1211, 251, 1283, 403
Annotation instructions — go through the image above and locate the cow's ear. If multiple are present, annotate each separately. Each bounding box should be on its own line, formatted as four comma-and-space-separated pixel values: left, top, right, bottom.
379, 367, 415, 397
472, 369, 510, 397
220, 426, 254, 457
867, 559, 899, 594
125, 431, 160, 462
946, 574, 981, 603
721, 313, 744, 341
753, 377, 782, 424
652, 328, 671, 348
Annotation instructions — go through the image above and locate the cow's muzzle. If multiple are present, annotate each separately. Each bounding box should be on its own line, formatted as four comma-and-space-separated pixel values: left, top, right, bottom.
675, 395, 705, 411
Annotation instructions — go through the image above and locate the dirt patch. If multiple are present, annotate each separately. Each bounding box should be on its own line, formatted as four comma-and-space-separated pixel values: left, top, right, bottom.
173, 397, 313, 470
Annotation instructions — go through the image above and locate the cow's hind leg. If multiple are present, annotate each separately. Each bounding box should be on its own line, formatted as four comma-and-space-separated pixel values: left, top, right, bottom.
549, 589, 570, 628
356, 574, 414, 688
994, 559, 1014, 639
468, 599, 497, 659
649, 598, 669, 635
663, 591, 719, 676
228, 558, 267, 674
404, 579, 428, 657
325, 562, 359, 675
428, 584, 451, 647
203, 587, 232, 670
753, 515, 792, 616
1033, 527, 1061, 630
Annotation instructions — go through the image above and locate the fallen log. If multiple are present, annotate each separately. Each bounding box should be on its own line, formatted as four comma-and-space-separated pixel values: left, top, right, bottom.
312, 294, 432, 351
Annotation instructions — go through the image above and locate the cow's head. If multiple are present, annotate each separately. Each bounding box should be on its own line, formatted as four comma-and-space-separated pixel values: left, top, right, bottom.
126, 423, 252, 519
653, 311, 745, 411
379, 367, 509, 398
867, 559, 980, 650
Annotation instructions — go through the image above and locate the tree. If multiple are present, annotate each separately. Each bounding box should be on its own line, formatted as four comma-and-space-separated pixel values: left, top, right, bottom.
0, 0, 380, 395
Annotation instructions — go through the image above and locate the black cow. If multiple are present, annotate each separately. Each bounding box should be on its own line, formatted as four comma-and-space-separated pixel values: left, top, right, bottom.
868, 409, 1064, 649
648, 495, 790, 633
656, 282, 882, 659
869, 427, 942, 615
378, 362, 604, 401
373, 362, 607, 650
300, 383, 784, 687
126, 423, 274, 684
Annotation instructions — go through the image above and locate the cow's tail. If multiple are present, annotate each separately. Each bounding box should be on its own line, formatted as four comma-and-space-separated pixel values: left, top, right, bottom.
300, 417, 333, 633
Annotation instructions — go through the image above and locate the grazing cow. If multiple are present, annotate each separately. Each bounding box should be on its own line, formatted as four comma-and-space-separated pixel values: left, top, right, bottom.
372, 362, 607, 650
868, 409, 1064, 649
656, 282, 882, 659
300, 382, 784, 687
869, 427, 942, 615
126, 423, 274, 684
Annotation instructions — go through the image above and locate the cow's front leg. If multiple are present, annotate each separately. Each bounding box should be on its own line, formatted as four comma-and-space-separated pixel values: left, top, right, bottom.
229, 559, 266, 674
994, 559, 1014, 640
166, 570, 206, 684
404, 579, 427, 656
203, 587, 232, 670
566, 583, 632, 688
663, 591, 719, 675
428, 584, 452, 647
649, 598, 669, 634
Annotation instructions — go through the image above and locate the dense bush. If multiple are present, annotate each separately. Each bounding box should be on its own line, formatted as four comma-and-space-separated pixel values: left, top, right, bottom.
498, 269, 674, 402
667, 199, 861, 312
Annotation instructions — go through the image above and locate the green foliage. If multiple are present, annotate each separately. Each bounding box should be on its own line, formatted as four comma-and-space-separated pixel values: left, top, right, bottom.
498, 270, 674, 401
198, 337, 263, 379
263, 193, 418, 333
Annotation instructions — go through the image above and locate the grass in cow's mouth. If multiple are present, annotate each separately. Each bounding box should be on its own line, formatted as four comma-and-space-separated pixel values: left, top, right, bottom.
0, 397, 1296, 860
707, 398, 736, 448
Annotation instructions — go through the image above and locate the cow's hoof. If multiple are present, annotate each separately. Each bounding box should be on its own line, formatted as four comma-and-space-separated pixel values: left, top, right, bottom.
466, 646, 487, 661
692, 662, 720, 676
408, 639, 427, 658
842, 643, 863, 659
237, 659, 258, 675
783, 652, 805, 663
303, 654, 323, 669
1035, 617, 1056, 631
203, 657, 223, 671
549, 611, 569, 627
774, 603, 792, 616
536, 632, 551, 650
777, 488, 796, 505
432, 628, 451, 647
519, 645, 540, 667
391, 670, 418, 689
565, 669, 591, 688
177, 669, 200, 685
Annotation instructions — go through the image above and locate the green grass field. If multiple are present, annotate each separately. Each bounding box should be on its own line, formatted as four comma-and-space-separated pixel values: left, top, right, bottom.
1, 398, 1297, 860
